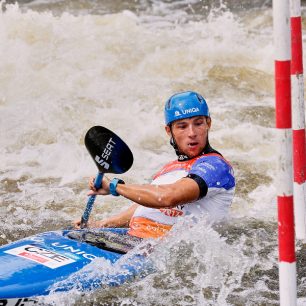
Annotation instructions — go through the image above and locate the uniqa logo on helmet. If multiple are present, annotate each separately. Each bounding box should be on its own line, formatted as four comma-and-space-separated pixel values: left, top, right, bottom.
183, 107, 200, 114
175, 107, 200, 116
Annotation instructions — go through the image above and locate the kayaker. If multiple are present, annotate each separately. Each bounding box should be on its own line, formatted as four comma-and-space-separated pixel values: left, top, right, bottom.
73, 91, 235, 241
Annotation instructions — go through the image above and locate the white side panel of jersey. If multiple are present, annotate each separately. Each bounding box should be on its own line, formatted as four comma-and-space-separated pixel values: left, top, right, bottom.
132, 170, 187, 225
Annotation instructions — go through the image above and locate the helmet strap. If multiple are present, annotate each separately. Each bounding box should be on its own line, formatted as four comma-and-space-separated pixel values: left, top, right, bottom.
169, 126, 191, 161
170, 136, 188, 161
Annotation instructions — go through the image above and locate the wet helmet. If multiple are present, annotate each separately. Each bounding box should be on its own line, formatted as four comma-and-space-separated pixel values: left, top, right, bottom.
164, 91, 210, 125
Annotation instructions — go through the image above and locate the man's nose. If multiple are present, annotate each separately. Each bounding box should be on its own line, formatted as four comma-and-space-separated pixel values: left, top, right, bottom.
187, 124, 196, 136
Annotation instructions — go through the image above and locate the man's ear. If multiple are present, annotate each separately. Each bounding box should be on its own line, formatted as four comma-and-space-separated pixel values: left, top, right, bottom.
165, 125, 172, 136
206, 117, 212, 129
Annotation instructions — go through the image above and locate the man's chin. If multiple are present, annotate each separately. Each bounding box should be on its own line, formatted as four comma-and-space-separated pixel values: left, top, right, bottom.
185, 149, 201, 159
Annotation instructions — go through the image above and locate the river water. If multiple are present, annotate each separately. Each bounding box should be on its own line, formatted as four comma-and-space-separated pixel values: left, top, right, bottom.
0, 0, 306, 305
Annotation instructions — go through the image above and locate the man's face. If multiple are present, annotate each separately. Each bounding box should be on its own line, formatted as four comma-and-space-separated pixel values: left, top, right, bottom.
165, 116, 211, 158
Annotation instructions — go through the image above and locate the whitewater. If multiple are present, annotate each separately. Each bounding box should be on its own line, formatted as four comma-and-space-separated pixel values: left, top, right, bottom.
0, 0, 306, 305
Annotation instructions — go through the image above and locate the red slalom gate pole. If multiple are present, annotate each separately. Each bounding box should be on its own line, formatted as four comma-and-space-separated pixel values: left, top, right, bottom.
290, 0, 306, 240
273, 0, 297, 305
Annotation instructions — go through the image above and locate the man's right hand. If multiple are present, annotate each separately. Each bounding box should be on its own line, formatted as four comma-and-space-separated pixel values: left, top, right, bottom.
88, 176, 111, 196
72, 218, 106, 229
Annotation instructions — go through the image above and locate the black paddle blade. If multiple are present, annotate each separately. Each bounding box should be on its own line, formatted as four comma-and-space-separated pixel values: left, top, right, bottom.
85, 126, 133, 174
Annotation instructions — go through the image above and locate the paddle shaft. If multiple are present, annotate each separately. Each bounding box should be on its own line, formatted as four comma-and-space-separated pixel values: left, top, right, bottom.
80, 172, 103, 228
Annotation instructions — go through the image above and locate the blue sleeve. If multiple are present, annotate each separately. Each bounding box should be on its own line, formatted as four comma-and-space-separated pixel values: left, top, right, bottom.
189, 156, 235, 190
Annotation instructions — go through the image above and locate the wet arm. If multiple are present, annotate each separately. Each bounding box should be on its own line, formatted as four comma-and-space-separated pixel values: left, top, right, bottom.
95, 203, 139, 228
73, 203, 139, 229
116, 178, 200, 208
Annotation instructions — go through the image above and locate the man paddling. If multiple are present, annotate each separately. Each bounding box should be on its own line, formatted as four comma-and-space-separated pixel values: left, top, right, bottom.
74, 91, 235, 240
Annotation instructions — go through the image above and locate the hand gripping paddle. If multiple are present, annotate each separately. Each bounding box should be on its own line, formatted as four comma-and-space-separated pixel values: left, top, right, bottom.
80, 126, 133, 228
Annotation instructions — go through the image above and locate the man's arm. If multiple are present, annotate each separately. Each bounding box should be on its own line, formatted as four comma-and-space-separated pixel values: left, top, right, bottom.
73, 203, 138, 229
96, 203, 139, 227
90, 177, 201, 209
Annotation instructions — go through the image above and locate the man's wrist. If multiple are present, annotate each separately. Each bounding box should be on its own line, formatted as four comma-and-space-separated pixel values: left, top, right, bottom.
109, 178, 125, 196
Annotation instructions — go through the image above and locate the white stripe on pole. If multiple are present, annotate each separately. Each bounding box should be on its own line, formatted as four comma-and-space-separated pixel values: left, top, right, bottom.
290, 0, 301, 17
276, 129, 293, 196
279, 262, 297, 305
274, 0, 291, 60
294, 182, 306, 238
291, 75, 305, 130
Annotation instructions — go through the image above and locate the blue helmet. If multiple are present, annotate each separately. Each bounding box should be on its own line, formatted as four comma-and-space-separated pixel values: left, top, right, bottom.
164, 91, 210, 125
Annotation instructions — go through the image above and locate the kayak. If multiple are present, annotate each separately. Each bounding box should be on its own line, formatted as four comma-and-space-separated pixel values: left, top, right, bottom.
0, 228, 150, 304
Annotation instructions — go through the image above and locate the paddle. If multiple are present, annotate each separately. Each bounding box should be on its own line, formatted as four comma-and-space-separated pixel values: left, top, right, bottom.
80, 126, 133, 228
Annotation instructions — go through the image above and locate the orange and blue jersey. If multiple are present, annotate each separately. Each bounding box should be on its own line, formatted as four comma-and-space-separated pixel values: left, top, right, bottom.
128, 153, 235, 239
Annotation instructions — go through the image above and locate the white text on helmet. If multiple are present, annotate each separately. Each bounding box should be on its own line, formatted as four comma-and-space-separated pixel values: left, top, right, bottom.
182, 107, 200, 115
